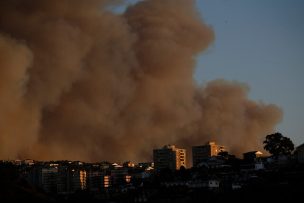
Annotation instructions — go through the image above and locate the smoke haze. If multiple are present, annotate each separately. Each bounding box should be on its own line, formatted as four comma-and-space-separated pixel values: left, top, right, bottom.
0, 0, 282, 162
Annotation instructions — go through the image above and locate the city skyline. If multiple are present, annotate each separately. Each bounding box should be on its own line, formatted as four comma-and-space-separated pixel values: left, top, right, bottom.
0, 0, 301, 162
1, 1, 303, 201
1, 141, 303, 202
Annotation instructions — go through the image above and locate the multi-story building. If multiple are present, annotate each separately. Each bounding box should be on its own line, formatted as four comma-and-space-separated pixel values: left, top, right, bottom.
87, 171, 111, 192
153, 145, 186, 171
192, 141, 226, 167
57, 166, 69, 194
103, 175, 111, 188
41, 167, 58, 193
56, 166, 87, 194
69, 169, 87, 192
87, 171, 102, 192
111, 167, 130, 187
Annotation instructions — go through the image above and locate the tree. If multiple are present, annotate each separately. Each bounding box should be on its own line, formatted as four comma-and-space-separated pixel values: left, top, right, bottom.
263, 132, 294, 157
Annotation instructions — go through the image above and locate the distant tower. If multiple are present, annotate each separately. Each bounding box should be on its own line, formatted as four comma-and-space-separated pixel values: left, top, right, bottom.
153, 145, 186, 171
192, 141, 226, 167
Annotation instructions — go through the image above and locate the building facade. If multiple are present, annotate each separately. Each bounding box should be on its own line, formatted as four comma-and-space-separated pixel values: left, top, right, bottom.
192, 142, 226, 167
111, 167, 130, 187
41, 167, 58, 193
153, 145, 186, 171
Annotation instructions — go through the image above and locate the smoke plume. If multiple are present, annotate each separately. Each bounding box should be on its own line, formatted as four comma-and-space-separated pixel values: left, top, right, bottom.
0, 0, 282, 162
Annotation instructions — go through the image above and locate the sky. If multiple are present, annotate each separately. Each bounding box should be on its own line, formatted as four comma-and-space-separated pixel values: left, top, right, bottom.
195, 0, 304, 147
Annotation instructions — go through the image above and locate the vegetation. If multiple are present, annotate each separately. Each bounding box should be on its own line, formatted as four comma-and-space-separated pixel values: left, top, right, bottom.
263, 132, 294, 157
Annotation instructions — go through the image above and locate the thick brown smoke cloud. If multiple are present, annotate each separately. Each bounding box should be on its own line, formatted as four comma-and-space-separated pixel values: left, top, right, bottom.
0, 0, 282, 162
